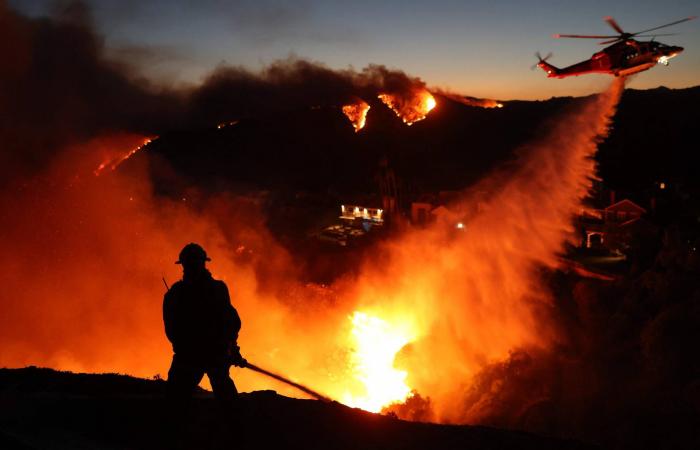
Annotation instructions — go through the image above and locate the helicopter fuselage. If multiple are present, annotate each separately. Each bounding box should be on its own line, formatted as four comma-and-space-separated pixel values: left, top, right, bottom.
539, 39, 684, 78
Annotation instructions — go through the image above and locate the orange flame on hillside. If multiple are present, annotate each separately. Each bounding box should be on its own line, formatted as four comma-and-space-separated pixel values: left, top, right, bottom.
341, 311, 417, 411
94, 136, 156, 176
217, 120, 239, 129
433, 90, 504, 109
469, 98, 504, 108
378, 90, 436, 125
342, 100, 371, 132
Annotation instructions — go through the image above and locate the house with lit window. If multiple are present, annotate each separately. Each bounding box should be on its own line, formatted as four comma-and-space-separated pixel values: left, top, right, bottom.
578, 198, 656, 252
340, 204, 384, 224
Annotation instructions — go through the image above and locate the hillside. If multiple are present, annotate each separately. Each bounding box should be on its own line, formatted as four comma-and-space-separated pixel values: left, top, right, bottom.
0, 367, 596, 450
136, 85, 700, 197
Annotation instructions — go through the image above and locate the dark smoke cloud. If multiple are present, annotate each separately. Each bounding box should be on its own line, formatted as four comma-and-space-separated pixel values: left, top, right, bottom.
0, 0, 183, 179
188, 59, 428, 123
1, 0, 430, 180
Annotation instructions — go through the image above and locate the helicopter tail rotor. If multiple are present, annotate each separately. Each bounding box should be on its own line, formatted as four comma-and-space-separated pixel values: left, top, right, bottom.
533, 52, 561, 77
531, 52, 553, 70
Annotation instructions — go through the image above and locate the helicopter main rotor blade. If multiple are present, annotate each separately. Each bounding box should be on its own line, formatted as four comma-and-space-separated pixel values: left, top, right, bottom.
604, 16, 625, 34
554, 34, 618, 39
632, 16, 696, 36
635, 33, 678, 37
599, 38, 622, 45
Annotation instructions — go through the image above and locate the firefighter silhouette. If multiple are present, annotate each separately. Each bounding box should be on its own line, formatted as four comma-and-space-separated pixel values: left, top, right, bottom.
163, 243, 246, 401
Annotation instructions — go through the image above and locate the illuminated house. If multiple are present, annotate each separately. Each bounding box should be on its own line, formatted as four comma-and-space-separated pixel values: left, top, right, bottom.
579, 198, 649, 250
340, 204, 384, 224
317, 204, 384, 247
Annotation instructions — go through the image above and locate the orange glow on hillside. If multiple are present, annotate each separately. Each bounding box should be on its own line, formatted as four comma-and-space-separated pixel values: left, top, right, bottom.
341, 311, 416, 412
94, 136, 156, 176
342, 100, 371, 132
433, 90, 504, 109
378, 90, 436, 125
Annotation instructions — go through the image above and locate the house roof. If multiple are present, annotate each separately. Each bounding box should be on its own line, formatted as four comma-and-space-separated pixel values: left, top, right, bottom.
604, 199, 646, 214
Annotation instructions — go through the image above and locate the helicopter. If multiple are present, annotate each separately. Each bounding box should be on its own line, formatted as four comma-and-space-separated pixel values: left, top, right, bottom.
536, 16, 696, 78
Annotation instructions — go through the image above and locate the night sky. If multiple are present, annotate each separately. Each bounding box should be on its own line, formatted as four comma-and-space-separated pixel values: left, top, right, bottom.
10, 0, 699, 99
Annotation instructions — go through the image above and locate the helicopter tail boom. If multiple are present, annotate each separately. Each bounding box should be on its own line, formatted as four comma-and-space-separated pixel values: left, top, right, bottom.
537, 59, 562, 78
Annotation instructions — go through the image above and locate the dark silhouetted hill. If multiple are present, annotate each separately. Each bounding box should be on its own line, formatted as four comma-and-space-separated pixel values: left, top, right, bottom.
0, 367, 596, 450
136, 85, 700, 197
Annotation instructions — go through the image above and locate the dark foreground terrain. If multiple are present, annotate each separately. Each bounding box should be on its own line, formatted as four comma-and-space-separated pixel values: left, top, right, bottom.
0, 367, 595, 450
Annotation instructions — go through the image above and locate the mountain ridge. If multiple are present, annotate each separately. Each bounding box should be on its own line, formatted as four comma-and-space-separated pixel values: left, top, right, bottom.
136, 85, 700, 197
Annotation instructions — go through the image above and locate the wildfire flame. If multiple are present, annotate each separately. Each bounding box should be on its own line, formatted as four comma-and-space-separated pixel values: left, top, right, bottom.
477, 99, 504, 108
94, 136, 156, 176
342, 311, 416, 412
342, 101, 371, 133
433, 91, 504, 109
378, 90, 436, 126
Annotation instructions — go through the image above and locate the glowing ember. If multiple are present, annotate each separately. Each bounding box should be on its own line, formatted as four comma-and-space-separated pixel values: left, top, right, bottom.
378, 90, 436, 126
217, 120, 239, 129
342, 100, 370, 132
342, 311, 415, 412
94, 137, 156, 176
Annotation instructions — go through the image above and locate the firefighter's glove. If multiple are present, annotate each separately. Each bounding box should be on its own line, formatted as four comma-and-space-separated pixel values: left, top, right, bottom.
230, 344, 248, 368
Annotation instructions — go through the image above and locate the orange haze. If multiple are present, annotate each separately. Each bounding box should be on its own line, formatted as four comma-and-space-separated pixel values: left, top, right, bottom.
0, 79, 625, 424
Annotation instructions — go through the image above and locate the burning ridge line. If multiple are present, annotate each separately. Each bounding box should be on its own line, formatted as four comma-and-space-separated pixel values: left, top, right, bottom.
94, 137, 156, 176
431, 89, 504, 108
340, 89, 503, 132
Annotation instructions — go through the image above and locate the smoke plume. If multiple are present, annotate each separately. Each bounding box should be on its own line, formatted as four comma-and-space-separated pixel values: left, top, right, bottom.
0, 1, 182, 180
354, 78, 625, 421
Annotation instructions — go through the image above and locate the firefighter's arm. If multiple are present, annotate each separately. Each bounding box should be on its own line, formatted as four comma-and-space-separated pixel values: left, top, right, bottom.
220, 282, 247, 367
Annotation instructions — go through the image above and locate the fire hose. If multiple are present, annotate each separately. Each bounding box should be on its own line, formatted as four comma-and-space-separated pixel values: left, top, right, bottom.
241, 361, 332, 403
